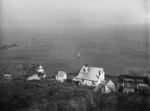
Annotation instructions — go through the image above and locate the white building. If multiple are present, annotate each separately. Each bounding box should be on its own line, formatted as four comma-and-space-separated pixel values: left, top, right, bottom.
55, 71, 67, 82
73, 66, 105, 86
102, 80, 116, 93
27, 65, 46, 81
27, 74, 40, 81
37, 65, 45, 74
4, 74, 12, 80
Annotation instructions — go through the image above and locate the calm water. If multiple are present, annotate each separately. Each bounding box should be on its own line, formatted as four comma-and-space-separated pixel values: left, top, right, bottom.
1, 25, 149, 75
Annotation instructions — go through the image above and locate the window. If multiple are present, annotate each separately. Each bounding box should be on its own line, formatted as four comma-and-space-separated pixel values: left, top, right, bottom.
83, 69, 86, 72
99, 71, 101, 75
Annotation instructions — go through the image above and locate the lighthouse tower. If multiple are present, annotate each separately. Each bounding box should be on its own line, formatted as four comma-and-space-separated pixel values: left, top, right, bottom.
37, 65, 45, 78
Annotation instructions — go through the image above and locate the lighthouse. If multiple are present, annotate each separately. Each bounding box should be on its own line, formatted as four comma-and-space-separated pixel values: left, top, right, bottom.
37, 65, 45, 77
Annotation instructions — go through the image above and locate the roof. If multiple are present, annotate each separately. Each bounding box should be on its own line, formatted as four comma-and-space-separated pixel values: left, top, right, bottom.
118, 75, 148, 79
76, 66, 104, 81
106, 80, 115, 89
118, 75, 149, 84
27, 74, 40, 81
4, 74, 11, 77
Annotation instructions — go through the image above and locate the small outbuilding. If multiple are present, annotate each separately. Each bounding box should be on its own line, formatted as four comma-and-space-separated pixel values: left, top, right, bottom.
118, 75, 149, 93
106, 80, 115, 91
4, 74, 12, 80
102, 85, 112, 93
55, 71, 67, 82
94, 80, 115, 93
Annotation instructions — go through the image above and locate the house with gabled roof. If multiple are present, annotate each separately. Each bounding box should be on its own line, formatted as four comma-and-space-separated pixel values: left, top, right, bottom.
55, 71, 67, 82
73, 66, 105, 86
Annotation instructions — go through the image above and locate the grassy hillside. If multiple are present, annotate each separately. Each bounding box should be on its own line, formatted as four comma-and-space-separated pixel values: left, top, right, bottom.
0, 79, 150, 111
0, 62, 150, 111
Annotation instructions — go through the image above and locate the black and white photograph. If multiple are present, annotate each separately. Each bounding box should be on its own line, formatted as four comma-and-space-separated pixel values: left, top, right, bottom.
0, 0, 150, 111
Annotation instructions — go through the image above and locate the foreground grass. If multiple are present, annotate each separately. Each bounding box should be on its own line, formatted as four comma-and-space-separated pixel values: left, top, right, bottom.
0, 79, 150, 111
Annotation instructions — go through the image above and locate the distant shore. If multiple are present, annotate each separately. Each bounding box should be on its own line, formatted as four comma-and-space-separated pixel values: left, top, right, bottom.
0, 44, 18, 50
0, 61, 149, 79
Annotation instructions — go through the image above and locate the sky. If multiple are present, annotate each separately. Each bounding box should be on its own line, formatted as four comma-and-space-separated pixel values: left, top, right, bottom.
1, 0, 149, 29
148, 0, 150, 21
0, 0, 149, 45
